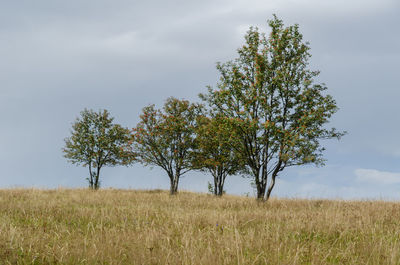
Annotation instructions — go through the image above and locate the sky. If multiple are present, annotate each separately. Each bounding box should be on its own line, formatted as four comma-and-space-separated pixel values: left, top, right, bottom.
1, 0, 399, 199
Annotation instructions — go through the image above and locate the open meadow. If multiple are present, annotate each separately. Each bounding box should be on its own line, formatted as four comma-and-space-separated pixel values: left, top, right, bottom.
1, 189, 400, 264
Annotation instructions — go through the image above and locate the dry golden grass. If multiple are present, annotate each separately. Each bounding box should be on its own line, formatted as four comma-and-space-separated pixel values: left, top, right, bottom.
1, 189, 400, 264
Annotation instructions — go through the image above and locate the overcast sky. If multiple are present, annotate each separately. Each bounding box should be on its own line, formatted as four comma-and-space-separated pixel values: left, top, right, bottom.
1, 0, 399, 199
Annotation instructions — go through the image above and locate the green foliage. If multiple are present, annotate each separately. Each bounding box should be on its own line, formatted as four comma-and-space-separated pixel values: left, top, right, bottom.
200, 15, 345, 200
63, 109, 134, 189
131, 97, 202, 195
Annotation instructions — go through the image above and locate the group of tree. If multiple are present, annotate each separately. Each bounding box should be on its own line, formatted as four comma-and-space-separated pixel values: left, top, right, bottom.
63, 15, 345, 201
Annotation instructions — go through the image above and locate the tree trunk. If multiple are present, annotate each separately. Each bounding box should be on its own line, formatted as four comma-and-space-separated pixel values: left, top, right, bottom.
256, 184, 266, 200
265, 174, 276, 201
217, 181, 224, 196
88, 164, 95, 189
212, 167, 226, 196
217, 173, 226, 196
251, 167, 266, 200
213, 177, 218, 196
169, 174, 179, 195
94, 166, 101, 190
216, 176, 223, 196
265, 160, 282, 201
255, 172, 266, 201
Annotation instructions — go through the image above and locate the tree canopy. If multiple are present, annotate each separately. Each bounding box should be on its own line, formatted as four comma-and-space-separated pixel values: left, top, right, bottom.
131, 97, 201, 195
63, 109, 134, 189
193, 113, 245, 196
200, 15, 345, 200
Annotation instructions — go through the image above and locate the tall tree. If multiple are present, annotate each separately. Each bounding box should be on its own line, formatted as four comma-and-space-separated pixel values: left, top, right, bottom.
201, 15, 345, 201
131, 97, 201, 195
63, 109, 134, 189
193, 113, 245, 196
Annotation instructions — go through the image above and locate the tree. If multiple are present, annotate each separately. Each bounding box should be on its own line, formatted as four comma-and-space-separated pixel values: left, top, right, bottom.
131, 97, 201, 195
200, 15, 345, 201
63, 109, 134, 189
193, 113, 245, 196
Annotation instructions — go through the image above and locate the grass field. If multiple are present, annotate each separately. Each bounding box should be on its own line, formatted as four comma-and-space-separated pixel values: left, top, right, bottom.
1, 189, 400, 264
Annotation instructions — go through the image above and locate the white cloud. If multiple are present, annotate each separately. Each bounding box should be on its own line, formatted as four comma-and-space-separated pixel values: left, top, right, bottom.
355, 169, 400, 185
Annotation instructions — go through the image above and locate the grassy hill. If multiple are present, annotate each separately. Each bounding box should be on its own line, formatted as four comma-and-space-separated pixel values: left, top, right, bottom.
1, 189, 400, 264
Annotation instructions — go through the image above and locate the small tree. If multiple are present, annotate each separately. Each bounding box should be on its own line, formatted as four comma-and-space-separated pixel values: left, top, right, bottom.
193, 113, 244, 196
131, 97, 201, 195
63, 109, 134, 189
201, 15, 345, 201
